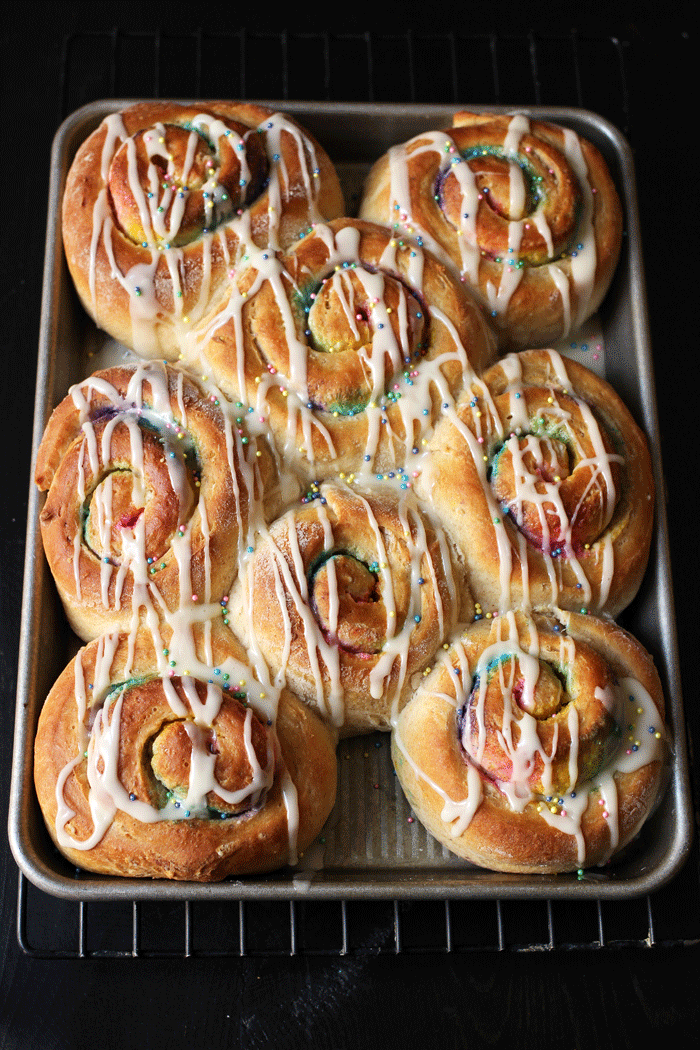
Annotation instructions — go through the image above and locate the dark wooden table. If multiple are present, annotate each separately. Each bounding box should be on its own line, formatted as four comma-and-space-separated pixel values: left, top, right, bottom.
2, 5, 698, 1047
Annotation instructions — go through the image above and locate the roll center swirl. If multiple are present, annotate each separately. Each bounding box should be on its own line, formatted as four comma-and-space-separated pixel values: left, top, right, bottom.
488, 392, 621, 555
295, 267, 427, 415
82, 417, 198, 567
438, 126, 581, 265
109, 120, 269, 248
460, 640, 622, 795
102, 677, 272, 818
310, 551, 386, 654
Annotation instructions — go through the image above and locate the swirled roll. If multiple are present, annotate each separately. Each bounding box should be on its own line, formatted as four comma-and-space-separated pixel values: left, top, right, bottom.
196, 217, 497, 480
62, 101, 345, 359
228, 481, 474, 733
34, 623, 338, 881
359, 111, 623, 350
392, 609, 668, 874
415, 349, 653, 617
35, 361, 277, 641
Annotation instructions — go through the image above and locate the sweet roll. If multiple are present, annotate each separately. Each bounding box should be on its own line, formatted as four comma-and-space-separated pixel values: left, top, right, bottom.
34, 622, 338, 880
197, 217, 497, 480
35, 361, 277, 640
62, 101, 345, 358
415, 349, 654, 617
391, 609, 668, 874
228, 481, 474, 733
359, 111, 623, 350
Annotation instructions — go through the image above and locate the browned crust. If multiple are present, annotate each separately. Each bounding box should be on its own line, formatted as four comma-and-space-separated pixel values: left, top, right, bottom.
34, 624, 338, 880
359, 112, 623, 351
230, 483, 473, 733
35, 106, 664, 884
62, 101, 345, 359
416, 349, 654, 618
200, 217, 497, 480
35, 362, 277, 640
391, 611, 666, 874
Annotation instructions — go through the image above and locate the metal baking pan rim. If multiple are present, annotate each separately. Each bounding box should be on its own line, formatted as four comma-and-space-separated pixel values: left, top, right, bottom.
8, 99, 694, 903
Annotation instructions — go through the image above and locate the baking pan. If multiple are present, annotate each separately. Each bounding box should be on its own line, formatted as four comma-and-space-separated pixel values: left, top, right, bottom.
8, 100, 693, 901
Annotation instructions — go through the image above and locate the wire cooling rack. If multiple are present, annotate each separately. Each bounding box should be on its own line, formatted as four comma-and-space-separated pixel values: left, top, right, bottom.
16, 869, 700, 958
17, 24, 699, 958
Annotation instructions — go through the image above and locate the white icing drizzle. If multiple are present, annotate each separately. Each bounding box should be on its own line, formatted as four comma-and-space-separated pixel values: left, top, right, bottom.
396, 611, 667, 867
533, 674, 667, 865
379, 115, 599, 333
392, 637, 483, 836
562, 128, 598, 331
65, 359, 272, 618
50, 354, 307, 863
45, 108, 658, 884
188, 219, 488, 478
89, 109, 330, 358
54, 616, 289, 853
233, 480, 458, 731
424, 349, 624, 613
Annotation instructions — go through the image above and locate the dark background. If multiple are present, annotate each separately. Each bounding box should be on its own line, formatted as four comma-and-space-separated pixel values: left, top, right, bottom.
1, 3, 698, 1047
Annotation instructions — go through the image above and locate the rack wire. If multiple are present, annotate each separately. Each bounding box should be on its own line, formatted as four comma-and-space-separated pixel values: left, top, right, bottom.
17, 866, 700, 958
18, 25, 699, 959
57, 27, 636, 132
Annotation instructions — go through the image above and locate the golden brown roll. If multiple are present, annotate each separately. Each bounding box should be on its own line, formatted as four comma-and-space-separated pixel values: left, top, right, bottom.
62, 101, 345, 359
359, 111, 623, 350
415, 349, 654, 618
228, 481, 474, 734
35, 361, 277, 641
195, 217, 497, 480
34, 622, 338, 881
391, 609, 668, 874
